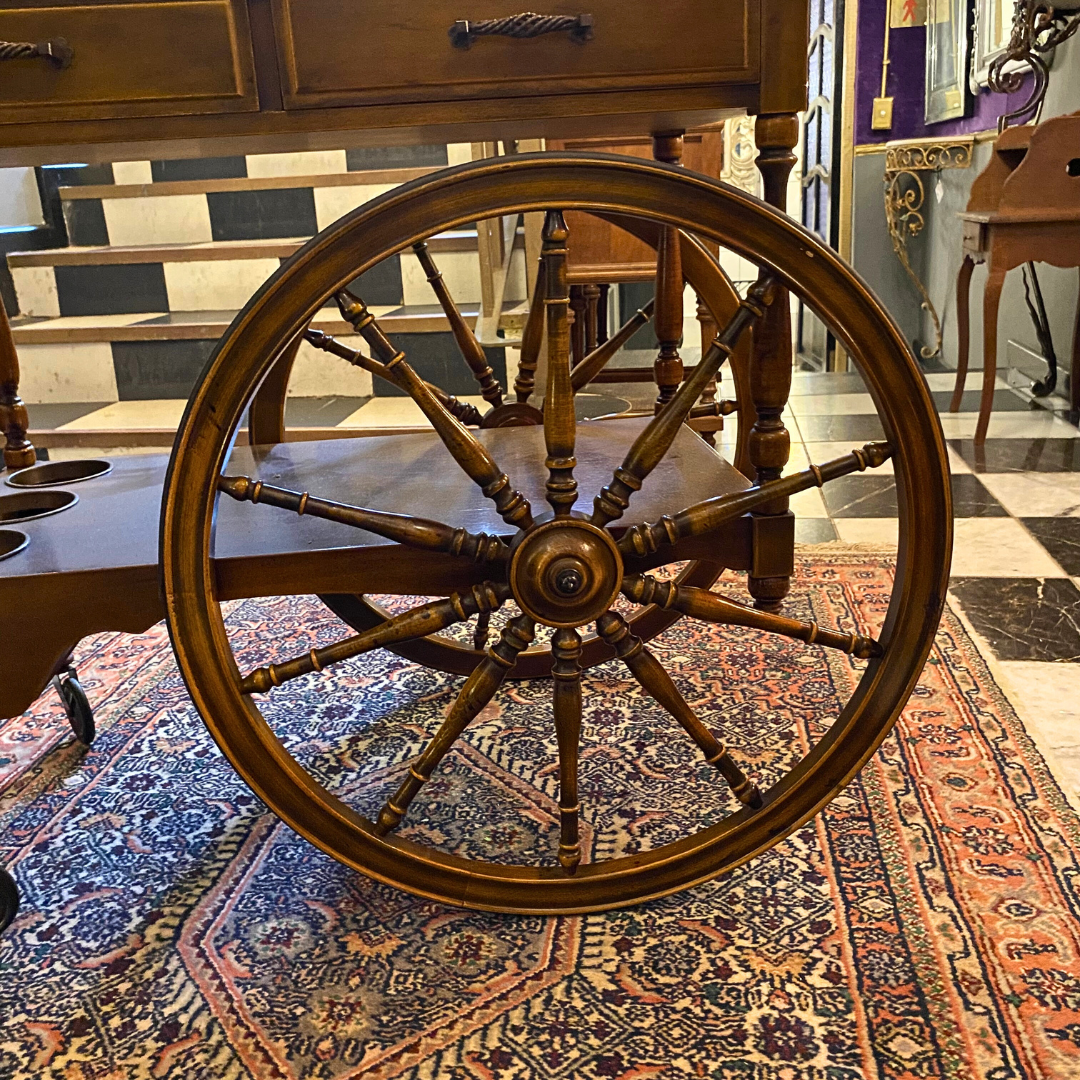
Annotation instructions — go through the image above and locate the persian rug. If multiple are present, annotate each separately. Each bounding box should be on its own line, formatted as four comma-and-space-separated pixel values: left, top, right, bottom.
2, 554, 1080, 1080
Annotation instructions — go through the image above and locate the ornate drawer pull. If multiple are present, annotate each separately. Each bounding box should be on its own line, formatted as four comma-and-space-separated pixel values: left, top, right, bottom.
0, 37, 73, 68
449, 12, 593, 48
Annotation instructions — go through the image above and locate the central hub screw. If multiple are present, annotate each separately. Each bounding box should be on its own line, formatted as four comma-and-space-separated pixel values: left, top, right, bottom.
554, 568, 584, 596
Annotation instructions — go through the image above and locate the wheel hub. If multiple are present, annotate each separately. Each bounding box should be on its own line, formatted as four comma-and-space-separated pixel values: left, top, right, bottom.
509, 518, 623, 628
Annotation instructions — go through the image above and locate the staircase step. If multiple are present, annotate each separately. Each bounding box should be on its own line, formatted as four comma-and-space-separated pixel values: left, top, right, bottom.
8, 230, 526, 318
58, 165, 445, 246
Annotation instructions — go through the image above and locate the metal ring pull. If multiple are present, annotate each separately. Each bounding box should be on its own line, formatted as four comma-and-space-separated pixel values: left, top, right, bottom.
449, 12, 593, 48
0, 37, 73, 68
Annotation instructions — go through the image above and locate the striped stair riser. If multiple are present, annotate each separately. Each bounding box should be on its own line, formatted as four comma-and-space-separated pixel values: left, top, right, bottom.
47, 145, 452, 190
11, 248, 528, 318
16, 333, 511, 406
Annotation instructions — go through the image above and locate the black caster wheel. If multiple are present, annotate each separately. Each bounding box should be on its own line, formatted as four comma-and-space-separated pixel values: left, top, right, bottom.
0, 867, 18, 934
53, 667, 95, 746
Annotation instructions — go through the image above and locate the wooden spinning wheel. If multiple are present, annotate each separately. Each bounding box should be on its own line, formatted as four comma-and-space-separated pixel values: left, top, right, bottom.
162, 154, 952, 913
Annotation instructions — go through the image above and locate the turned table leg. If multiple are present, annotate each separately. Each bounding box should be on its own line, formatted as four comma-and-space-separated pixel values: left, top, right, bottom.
0, 300, 34, 471
950, 255, 975, 412
1071, 267, 1080, 417
651, 132, 686, 411
748, 113, 798, 614
976, 265, 1007, 445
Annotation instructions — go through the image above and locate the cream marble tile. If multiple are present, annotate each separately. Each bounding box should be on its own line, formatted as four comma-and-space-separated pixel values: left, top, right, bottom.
833, 518, 899, 547
288, 336, 373, 398
922, 371, 1009, 393
16, 342, 118, 403
947, 446, 971, 474
338, 395, 485, 428
976, 472, 1080, 518
163, 258, 280, 311
789, 487, 829, 517
788, 392, 878, 415
245, 150, 348, 178
1050, 747, 1080, 802
11, 266, 59, 317
20, 314, 155, 329
59, 398, 187, 430
804, 441, 894, 474
937, 410, 1080, 439
103, 194, 213, 246
111, 160, 153, 185
46, 445, 166, 460
401, 250, 483, 306
446, 144, 473, 166
313, 184, 398, 231
951, 517, 1066, 577
995, 661, 1080, 749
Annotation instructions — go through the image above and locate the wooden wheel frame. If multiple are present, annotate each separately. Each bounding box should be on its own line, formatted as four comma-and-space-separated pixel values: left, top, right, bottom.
162, 154, 952, 913
251, 216, 755, 679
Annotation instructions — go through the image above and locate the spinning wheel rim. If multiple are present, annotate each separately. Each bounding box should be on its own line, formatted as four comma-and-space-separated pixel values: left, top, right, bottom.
162, 154, 952, 913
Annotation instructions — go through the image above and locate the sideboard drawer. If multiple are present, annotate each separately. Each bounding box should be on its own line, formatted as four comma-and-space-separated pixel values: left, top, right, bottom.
0, 1, 258, 126
273, 0, 760, 109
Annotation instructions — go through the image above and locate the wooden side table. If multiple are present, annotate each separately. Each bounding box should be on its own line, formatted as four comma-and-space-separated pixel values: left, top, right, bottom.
950, 112, 1080, 443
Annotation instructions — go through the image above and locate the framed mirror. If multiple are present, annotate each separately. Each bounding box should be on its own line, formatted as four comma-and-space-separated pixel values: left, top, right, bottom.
925, 0, 969, 122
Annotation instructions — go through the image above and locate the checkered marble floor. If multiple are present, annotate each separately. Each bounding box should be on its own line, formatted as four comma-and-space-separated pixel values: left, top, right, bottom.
36, 367, 1080, 806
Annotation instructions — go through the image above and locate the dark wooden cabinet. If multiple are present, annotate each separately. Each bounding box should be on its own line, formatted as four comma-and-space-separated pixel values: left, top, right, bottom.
0, 0, 259, 125
272, 0, 758, 109
0, 0, 807, 166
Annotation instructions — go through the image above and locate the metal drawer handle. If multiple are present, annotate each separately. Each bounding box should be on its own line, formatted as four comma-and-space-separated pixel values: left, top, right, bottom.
0, 37, 73, 68
449, 12, 593, 48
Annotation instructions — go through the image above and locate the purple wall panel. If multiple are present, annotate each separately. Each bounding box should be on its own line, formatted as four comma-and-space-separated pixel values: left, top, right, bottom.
855, 0, 1032, 144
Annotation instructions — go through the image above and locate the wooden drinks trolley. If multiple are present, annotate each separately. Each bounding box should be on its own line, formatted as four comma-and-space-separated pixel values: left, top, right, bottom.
0, 0, 952, 919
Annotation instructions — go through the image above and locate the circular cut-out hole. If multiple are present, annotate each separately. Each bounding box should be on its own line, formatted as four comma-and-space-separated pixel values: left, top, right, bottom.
0, 529, 29, 561
1067, 158, 1080, 178
5, 458, 111, 488
0, 489, 78, 524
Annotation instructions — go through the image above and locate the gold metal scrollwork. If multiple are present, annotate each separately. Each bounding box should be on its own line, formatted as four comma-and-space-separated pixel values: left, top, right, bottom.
883, 139, 973, 359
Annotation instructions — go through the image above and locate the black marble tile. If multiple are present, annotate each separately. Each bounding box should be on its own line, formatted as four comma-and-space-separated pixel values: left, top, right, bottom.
345, 257, 403, 306
43, 163, 114, 187
151, 157, 247, 182
55, 263, 169, 316
948, 576, 1080, 661
345, 145, 448, 171
948, 439, 1080, 473
795, 517, 838, 544
932, 389, 1048, 414
112, 339, 217, 400
283, 397, 371, 427
574, 392, 631, 420
23, 401, 112, 428
821, 472, 1006, 518
618, 282, 655, 349
207, 188, 317, 242
1021, 519, 1080, 576
822, 474, 897, 517
795, 413, 886, 442
63, 199, 109, 246
374, 334, 507, 398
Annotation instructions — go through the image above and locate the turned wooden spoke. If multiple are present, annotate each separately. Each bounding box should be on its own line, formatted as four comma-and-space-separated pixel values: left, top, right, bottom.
375, 614, 535, 834
596, 612, 761, 808
336, 290, 534, 531
570, 299, 655, 392
305, 328, 482, 426
218, 474, 508, 562
514, 259, 546, 403
551, 627, 583, 873
619, 441, 892, 558
242, 583, 510, 694
413, 240, 503, 407
542, 210, 577, 516
623, 575, 883, 659
592, 274, 778, 528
